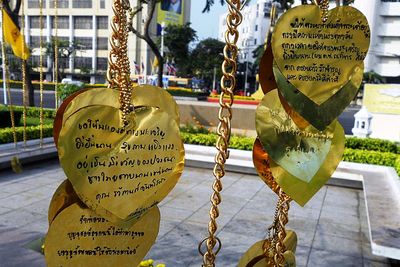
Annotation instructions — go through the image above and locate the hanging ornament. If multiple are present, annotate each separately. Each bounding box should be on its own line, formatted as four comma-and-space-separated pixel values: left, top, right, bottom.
44, 203, 160, 267
48, 179, 80, 225
272, 5, 370, 105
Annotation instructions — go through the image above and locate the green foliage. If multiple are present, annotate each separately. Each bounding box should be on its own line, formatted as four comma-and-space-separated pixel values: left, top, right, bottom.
0, 125, 53, 144
345, 137, 399, 154
57, 83, 84, 101
163, 23, 197, 76
343, 149, 399, 170
191, 38, 225, 88
180, 124, 210, 134
0, 105, 56, 119
0, 107, 22, 128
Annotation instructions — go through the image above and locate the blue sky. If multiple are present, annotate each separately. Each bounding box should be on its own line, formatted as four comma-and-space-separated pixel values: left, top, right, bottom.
190, 1, 226, 40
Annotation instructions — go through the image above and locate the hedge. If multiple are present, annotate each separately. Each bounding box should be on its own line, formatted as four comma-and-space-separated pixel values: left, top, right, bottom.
0, 105, 56, 119
0, 107, 22, 127
0, 125, 53, 143
345, 137, 399, 154
1, 124, 399, 176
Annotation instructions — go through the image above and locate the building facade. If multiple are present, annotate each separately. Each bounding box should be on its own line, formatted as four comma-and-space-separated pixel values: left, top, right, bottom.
22, 0, 191, 84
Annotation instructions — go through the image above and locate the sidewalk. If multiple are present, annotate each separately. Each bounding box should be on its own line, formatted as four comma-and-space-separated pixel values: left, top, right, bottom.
0, 160, 392, 266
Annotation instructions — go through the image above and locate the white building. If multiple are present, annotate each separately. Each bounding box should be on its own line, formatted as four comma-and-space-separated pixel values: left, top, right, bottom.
21, 0, 191, 84
352, 0, 400, 81
218, 0, 273, 64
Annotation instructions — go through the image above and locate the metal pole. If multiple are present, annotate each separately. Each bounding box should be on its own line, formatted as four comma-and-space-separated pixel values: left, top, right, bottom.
213, 66, 216, 90
244, 60, 248, 96
0, 6, 7, 105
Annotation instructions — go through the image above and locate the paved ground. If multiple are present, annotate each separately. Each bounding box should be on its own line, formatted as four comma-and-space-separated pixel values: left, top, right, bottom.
0, 160, 393, 267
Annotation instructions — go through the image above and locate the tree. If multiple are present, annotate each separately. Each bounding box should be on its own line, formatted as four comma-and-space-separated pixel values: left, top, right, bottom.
45, 39, 80, 81
163, 23, 197, 76
128, 0, 164, 87
191, 38, 225, 88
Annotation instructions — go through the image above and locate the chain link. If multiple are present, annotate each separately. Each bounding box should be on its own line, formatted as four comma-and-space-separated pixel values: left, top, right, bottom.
108, 0, 133, 125
201, 1, 243, 266
320, 0, 329, 22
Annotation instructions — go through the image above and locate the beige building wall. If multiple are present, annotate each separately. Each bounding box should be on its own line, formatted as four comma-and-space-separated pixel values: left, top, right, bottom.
22, 0, 191, 84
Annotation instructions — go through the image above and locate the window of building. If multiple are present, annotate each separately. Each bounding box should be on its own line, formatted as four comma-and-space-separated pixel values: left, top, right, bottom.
254, 39, 257, 45
51, 16, 69, 29
97, 37, 108, 50
381, 0, 400, 2
58, 57, 70, 69
100, 0, 105, 8
30, 36, 41, 48
74, 16, 93, 29
97, 58, 108, 70
72, 0, 92, 8
74, 37, 93, 50
28, 0, 46, 8
74, 57, 92, 69
97, 16, 108, 29
50, 0, 68, 8
30, 55, 48, 68
255, 25, 258, 31
30, 16, 47, 29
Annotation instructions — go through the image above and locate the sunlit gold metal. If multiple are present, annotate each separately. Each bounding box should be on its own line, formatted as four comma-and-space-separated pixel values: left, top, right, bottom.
48, 179, 80, 225
238, 230, 297, 267
58, 88, 184, 227
252, 138, 280, 194
201, 1, 243, 266
270, 121, 344, 206
273, 64, 364, 131
44, 204, 160, 267
272, 5, 370, 105
107, 0, 133, 125
256, 90, 335, 183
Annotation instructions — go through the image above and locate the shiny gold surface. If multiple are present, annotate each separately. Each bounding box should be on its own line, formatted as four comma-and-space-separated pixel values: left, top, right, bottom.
252, 139, 279, 194
58, 88, 184, 226
256, 90, 335, 183
44, 204, 160, 267
274, 64, 363, 131
259, 45, 276, 94
270, 121, 345, 206
238, 231, 297, 267
48, 179, 80, 225
272, 5, 370, 104
202, 1, 244, 265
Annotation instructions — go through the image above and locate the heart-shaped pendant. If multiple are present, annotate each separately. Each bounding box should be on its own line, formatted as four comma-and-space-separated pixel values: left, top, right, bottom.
274, 64, 363, 131
272, 5, 370, 105
48, 179, 80, 225
238, 230, 297, 267
259, 45, 277, 94
44, 203, 160, 267
58, 87, 184, 226
270, 120, 345, 206
256, 90, 335, 182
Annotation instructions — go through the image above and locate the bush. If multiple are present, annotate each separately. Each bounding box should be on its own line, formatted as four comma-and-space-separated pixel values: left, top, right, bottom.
345, 137, 399, 154
0, 125, 53, 144
0, 105, 56, 119
343, 148, 398, 167
57, 83, 84, 101
0, 108, 22, 128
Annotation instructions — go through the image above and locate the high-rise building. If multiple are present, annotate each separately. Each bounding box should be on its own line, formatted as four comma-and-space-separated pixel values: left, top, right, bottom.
218, 0, 273, 64
21, 0, 191, 84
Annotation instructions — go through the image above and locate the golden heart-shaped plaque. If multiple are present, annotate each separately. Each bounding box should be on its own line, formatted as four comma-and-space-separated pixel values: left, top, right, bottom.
58, 87, 184, 226
272, 5, 370, 105
256, 90, 335, 182
273, 64, 363, 131
48, 179, 80, 225
238, 230, 297, 267
259, 45, 277, 94
44, 203, 160, 267
270, 119, 344, 206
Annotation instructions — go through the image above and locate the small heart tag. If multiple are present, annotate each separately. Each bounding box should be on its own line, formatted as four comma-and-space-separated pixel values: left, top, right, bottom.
44, 203, 160, 267
256, 90, 335, 182
272, 5, 370, 104
48, 179, 80, 225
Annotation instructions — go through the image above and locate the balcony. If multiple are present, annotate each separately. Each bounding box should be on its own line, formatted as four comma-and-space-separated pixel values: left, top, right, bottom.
380, 2, 400, 16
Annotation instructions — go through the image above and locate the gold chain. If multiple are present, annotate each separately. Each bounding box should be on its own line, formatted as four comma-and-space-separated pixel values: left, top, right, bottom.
201, 1, 243, 266
21, 0, 27, 146
273, 190, 291, 266
108, 0, 132, 125
54, 0, 59, 108
39, 0, 44, 147
320, 0, 329, 22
